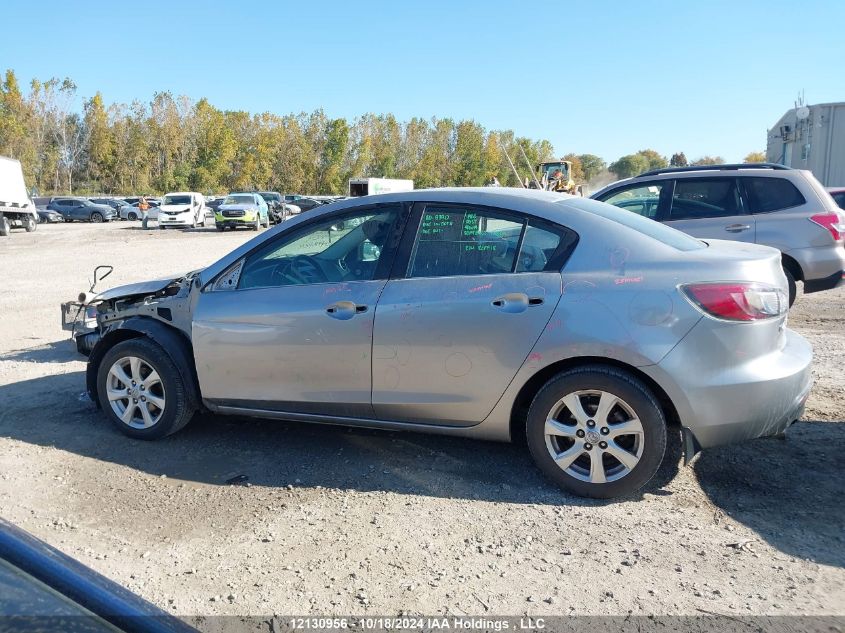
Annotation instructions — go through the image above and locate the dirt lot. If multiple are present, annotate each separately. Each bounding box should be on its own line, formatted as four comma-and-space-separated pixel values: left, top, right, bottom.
1, 221, 843, 621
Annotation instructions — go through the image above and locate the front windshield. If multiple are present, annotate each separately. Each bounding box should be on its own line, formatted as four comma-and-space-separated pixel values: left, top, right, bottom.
259, 193, 280, 202
163, 195, 191, 205
224, 195, 255, 205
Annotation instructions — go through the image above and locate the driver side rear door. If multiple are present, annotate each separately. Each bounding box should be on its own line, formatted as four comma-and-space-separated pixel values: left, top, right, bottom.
192, 203, 406, 418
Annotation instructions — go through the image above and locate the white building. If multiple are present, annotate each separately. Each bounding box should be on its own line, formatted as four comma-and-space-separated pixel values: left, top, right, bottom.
766, 102, 845, 186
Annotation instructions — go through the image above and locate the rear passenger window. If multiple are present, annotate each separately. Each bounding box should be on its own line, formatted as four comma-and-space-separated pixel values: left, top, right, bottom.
744, 177, 806, 213
669, 178, 742, 219
409, 207, 522, 278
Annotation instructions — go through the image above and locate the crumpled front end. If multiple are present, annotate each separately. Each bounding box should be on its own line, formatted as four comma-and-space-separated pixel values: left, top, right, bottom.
62, 272, 200, 356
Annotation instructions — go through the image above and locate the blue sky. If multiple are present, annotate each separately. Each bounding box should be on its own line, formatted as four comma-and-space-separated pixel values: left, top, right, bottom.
3, 0, 843, 163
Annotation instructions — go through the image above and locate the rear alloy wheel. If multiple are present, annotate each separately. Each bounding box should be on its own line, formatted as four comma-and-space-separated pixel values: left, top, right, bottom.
0, 215, 10, 236
23, 215, 37, 232
90, 212, 104, 223
526, 366, 667, 498
97, 338, 195, 439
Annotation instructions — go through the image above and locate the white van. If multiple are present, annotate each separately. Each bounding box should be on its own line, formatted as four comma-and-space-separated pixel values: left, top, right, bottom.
157, 192, 206, 229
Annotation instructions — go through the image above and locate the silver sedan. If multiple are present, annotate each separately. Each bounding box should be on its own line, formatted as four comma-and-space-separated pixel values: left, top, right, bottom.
67, 188, 813, 498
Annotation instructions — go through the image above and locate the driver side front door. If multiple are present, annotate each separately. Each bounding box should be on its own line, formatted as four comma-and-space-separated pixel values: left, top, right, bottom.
192, 204, 404, 418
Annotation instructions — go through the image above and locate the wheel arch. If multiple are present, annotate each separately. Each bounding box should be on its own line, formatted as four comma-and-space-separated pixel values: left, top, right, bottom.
509, 356, 682, 444
86, 317, 201, 409
781, 253, 803, 282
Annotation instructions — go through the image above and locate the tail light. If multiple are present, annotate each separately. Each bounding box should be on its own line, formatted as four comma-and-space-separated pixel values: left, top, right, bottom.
809, 212, 844, 241
681, 283, 787, 321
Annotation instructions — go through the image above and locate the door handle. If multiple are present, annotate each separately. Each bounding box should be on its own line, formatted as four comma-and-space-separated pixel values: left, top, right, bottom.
724, 223, 751, 233
326, 301, 366, 320
491, 293, 531, 313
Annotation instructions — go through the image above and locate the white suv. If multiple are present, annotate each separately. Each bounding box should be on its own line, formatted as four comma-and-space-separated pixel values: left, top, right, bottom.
157, 192, 206, 229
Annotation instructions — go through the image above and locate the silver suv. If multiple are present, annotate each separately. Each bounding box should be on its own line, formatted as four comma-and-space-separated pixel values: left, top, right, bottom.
591, 164, 845, 304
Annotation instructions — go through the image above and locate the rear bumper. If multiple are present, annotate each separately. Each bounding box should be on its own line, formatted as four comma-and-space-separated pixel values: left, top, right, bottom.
803, 268, 845, 293
642, 327, 813, 451
786, 244, 845, 293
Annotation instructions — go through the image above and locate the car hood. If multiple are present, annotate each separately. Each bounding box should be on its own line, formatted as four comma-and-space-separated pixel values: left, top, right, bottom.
160, 204, 192, 213
93, 278, 180, 301
219, 204, 256, 211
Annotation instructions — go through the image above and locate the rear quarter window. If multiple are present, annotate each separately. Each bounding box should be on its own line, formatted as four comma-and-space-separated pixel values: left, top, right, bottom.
743, 177, 806, 213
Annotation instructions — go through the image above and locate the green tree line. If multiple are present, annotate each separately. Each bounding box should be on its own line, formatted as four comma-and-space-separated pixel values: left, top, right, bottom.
0, 69, 765, 195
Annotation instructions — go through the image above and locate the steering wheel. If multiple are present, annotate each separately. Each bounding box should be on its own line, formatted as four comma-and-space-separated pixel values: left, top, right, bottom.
287, 255, 329, 284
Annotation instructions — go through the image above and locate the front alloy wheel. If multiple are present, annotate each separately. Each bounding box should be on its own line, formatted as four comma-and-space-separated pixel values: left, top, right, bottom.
97, 338, 195, 439
527, 366, 667, 498
106, 356, 166, 429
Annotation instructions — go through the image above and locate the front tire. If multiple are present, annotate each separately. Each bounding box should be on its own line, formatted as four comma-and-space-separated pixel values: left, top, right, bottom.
127, 211, 138, 221
526, 365, 667, 499
97, 338, 195, 440
24, 215, 37, 232
90, 212, 104, 223
0, 214, 9, 236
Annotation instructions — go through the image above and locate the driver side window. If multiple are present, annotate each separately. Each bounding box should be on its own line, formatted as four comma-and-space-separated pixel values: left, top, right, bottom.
235, 206, 400, 290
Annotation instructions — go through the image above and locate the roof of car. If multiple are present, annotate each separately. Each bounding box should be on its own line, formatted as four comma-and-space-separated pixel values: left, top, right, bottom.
637, 162, 790, 178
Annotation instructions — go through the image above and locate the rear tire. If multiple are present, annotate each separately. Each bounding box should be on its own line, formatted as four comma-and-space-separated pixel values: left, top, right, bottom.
97, 338, 195, 440
783, 267, 797, 307
24, 215, 37, 232
526, 365, 667, 498
0, 215, 9, 236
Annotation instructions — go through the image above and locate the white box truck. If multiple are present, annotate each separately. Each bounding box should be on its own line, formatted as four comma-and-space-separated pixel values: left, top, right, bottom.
348, 177, 413, 197
0, 156, 38, 236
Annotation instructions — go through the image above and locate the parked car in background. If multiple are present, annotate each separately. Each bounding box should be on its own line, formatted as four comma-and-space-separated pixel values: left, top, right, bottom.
157, 192, 206, 229
258, 191, 285, 223
89, 197, 130, 214
215, 192, 269, 231
285, 196, 326, 215
591, 164, 845, 305
206, 197, 226, 214
123, 196, 161, 207
66, 188, 812, 499
827, 187, 845, 210
36, 208, 64, 223
120, 201, 160, 221
47, 197, 117, 223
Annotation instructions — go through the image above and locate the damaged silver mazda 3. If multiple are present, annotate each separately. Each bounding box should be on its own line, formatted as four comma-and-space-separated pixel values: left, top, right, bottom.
62, 188, 813, 498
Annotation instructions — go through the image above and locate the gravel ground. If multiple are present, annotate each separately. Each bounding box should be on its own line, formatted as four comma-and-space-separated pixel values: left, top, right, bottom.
1, 221, 843, 621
